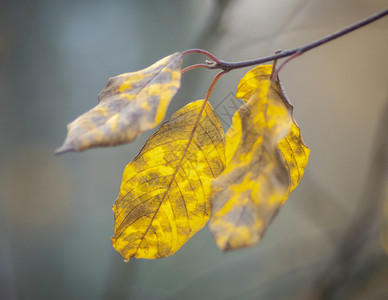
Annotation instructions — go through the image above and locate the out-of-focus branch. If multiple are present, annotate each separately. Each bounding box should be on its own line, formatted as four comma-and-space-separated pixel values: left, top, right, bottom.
191, 0, 235, 50
313, 99, 388, 299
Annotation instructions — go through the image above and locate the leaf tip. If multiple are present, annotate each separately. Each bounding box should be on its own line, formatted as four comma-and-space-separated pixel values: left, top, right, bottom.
111, 235, 131, 262
54, 142, 75, 155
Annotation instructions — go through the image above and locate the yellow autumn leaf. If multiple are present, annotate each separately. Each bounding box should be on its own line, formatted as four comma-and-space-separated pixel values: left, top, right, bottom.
209, 65, 310, 251
56, 52, 183, 154
209, 80, 291, 251
237, 65, 310, 194
112, 100, 225, 261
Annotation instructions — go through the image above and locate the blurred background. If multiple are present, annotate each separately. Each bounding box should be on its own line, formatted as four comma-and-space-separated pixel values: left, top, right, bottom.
1, 0, 388, 299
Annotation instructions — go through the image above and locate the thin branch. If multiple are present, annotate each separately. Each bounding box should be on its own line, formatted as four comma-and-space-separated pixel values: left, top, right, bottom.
181, 64, 213, 74
182, 49, 221, 64
272, 52, 302, 80
203, 70, 227, 104
186, 71, 227, 148
189, 8, 388, 71
269, 50, 283, 81
190, 0, 235, 50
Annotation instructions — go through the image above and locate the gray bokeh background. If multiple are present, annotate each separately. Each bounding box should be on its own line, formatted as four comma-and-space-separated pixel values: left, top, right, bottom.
1, 0, 388, 299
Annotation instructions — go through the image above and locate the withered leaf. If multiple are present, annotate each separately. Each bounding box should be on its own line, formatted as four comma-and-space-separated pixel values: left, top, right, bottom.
56, 52, 183, 154
112, 100, 225, 261
209, 65, 310, 251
